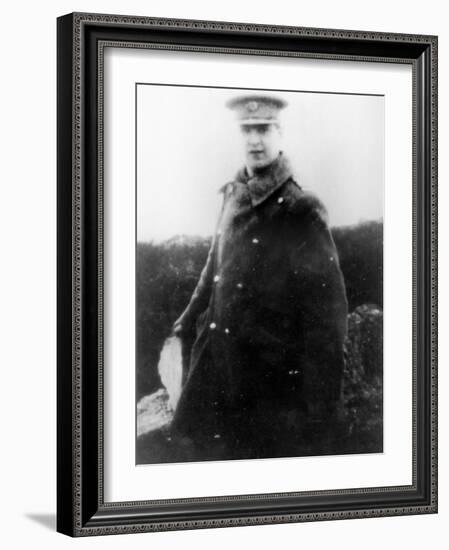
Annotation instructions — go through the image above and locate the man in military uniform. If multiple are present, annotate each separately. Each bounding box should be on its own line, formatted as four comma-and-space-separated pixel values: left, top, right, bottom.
171, 94, 348, 460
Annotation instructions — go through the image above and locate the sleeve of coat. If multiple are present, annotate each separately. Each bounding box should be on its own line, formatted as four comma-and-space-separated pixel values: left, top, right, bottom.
176, 187, 228, 328
287, 192, 348, 422
176, 236, 217, 329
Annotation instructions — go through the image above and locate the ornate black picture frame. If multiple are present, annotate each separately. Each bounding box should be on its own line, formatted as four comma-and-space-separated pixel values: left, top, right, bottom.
57, 12, 437, 536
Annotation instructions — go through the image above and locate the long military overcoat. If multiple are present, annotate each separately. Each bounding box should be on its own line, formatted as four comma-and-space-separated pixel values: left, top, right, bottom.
171, 154, 348, 457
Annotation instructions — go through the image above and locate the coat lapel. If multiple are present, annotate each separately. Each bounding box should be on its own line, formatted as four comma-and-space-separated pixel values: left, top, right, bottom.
235, 153, 295, 207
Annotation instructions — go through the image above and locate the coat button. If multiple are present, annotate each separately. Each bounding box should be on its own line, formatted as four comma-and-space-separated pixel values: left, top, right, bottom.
277, 197, 284, 204
209, 322, 217, 330
213, 275, 220, 282
252, 238, 259, 244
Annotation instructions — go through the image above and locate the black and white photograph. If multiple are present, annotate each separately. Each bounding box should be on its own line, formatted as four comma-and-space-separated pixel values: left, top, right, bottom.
135, 84, 384, 465
52, 8, 438, 539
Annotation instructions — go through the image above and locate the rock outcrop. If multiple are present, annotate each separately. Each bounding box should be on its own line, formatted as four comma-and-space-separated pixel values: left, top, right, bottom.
137, 389, 173, 437
342, 304, 383, 449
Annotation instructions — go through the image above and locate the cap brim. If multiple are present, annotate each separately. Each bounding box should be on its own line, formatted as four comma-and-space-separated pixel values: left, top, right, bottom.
226, 95, 288, 110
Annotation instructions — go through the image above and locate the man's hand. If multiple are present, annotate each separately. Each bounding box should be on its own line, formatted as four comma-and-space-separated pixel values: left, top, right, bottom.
172, 318, 184, 336
172, 311, 194, 336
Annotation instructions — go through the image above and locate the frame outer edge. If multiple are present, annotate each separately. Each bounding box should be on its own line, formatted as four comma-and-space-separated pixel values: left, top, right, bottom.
57, 13, 77, 537
73, 12, 84, 537
60, 12, 438, 536
70, 11, 436, 44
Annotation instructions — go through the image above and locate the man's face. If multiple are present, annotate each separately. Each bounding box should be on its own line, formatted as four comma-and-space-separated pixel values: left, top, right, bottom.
240, 123, 282, 172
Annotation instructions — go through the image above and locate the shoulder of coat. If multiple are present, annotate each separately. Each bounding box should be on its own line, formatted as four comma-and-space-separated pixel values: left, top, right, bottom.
218, 181, 234, 195
285, 183, 329, 224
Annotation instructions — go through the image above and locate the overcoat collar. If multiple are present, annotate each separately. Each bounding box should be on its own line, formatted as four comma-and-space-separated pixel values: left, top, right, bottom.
234, 153, 294, 207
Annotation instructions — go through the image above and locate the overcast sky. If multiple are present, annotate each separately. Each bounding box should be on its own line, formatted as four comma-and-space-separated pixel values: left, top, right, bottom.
137, 84, 384, 243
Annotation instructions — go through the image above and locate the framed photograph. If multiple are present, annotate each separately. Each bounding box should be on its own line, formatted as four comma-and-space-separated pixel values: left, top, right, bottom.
57, 12, 438, 536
